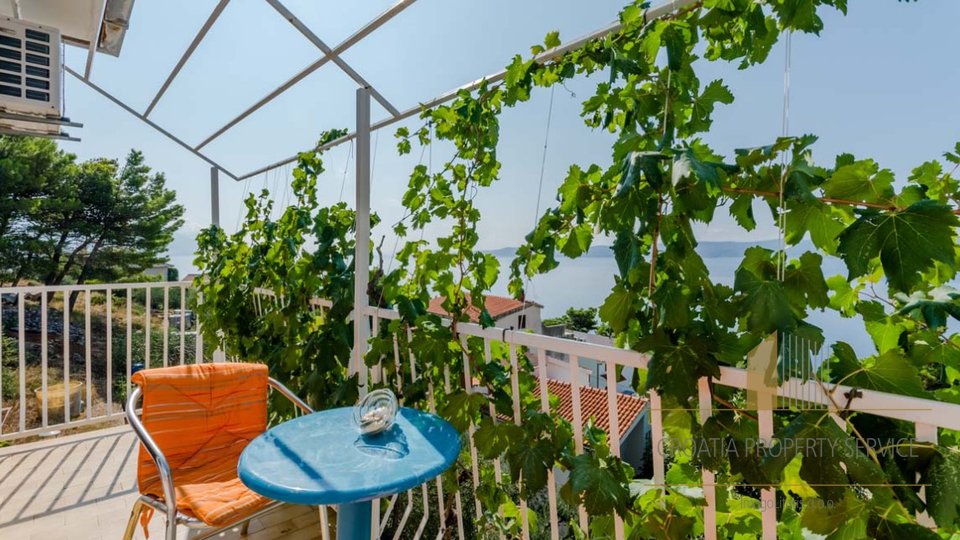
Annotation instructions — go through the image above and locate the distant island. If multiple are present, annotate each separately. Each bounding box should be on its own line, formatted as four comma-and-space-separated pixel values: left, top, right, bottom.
486, 239, 782, 259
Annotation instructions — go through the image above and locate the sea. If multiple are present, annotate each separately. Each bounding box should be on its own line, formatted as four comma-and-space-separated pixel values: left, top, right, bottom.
173, 240, 950, 360
488, 241, 876, 359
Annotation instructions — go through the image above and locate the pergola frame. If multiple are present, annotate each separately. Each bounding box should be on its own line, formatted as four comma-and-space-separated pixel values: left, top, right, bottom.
64, 0, 699, 380
66, 0, 697, 391
65, 0, 696, 451
67, 0, 689, 182
64, 0, 724, 537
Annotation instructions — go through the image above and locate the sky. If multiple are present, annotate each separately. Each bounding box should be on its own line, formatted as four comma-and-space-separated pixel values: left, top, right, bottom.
54, 0, 960, 276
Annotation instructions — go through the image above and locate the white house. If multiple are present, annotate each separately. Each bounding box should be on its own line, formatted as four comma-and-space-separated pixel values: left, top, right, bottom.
144, 263, 176, 281
427, 294, 543, 332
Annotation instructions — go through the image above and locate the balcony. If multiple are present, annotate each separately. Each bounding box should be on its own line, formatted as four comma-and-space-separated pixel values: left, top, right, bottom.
0, 427, 323, 540
1, 0, 958, 537
2, 280, 959, 539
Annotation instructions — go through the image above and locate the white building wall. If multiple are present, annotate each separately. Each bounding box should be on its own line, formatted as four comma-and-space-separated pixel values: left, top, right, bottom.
492, 306, 542, 333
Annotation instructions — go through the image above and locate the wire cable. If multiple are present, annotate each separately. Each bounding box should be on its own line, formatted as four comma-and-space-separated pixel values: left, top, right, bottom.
519, 85, 557, 328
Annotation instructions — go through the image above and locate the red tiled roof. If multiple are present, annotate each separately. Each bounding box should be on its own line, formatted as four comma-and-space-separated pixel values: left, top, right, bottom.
427, 295, 542, 323
491, 378, 647, 441
536, 379, 647, 441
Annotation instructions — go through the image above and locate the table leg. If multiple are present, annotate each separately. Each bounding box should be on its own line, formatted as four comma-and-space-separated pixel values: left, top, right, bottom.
337, 500, 372, 540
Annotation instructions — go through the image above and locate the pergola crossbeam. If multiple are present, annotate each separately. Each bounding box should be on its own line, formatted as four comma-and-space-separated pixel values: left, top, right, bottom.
193, 0, 416, 152
265, 0, 399, 117
236, 19, 629, 180
65, 65, 239, 179
234, 0, 699, 181
144, 0, 232, 118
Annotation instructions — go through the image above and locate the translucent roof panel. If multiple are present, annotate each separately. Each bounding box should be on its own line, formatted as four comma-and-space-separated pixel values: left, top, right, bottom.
57, 0, 632, 178
68, 0, 225, 112
201, 62, 360, 175
146, 0, 320, 146
276, 0, 400, 48
340, 0, 623, 114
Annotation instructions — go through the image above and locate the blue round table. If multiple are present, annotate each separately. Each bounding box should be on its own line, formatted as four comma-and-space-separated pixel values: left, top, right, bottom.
238, 406, 460, 540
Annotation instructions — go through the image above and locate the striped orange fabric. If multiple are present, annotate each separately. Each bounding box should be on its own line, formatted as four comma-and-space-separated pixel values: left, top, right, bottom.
132, 363, 273, 527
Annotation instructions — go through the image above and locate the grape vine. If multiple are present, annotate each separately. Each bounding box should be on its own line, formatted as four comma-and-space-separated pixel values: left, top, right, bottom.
197, 1, 960, 537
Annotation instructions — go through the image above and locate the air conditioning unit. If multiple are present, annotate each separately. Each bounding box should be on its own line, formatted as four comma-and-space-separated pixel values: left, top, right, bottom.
0, 16, 61, 116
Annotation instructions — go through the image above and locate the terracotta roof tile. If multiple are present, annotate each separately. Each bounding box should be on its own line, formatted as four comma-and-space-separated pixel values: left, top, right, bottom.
427, 295, 542, 323
492, 379, 647, 442
537, 379, 647, 441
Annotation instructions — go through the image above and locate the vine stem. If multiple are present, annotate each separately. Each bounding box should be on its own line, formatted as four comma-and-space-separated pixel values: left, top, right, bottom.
813, 377, 884, 468
711, 394, 758, 422
723, 187, 960, 215
648, 195, 664, 298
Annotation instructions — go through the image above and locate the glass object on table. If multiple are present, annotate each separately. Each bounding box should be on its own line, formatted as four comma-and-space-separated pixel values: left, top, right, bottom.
352, 388, 398, 435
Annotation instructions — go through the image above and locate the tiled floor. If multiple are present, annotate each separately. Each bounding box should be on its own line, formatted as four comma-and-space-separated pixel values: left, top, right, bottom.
0, 426, 326, 540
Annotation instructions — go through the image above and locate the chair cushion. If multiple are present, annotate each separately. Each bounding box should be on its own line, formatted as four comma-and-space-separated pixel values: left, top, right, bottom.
132, 363, 271, 526
140, 454, 273, 526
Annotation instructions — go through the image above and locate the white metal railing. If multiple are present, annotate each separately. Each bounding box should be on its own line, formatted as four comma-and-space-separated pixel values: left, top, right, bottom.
358, 304, 653, 539
355, 304, 960, 540
0, 281, 201, 441
6, 283, 960, 538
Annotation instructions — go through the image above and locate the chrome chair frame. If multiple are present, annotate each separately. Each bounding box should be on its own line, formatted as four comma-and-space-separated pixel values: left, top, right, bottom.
122, 377, 314, 540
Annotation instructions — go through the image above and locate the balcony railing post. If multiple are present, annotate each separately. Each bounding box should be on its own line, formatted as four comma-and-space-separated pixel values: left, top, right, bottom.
648, 389, 666, 487
698, 377, 717, 540
749, 333, 778, 540
915, 423, 938, 527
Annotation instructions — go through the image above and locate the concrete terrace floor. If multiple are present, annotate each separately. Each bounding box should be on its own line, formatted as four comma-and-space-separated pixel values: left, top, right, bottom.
0, 426, 324, 540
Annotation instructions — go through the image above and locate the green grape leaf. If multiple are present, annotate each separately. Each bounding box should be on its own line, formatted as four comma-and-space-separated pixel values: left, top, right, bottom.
822, 159, 895, 205
599, 283, 635, 333
560, 223, 594, 258
644, 335, 721, 405
829, 343, 928, 398
544, 30, 561, 49
734, 267, 797, 333
864, 317, 906, 354
870, 519, 941, 540
782, 455, 818, 499
439, 391, 486, 432
728, 195, 756, 231
559, 164, 600, 212
784, 200, 845, 252
474, 419, 523, 459
921, 449, 960, 528
506, 438, 555, 498
690, 80, 735, 132
673, 146, 738, 192
763, 412, 889, 504
568, 453, 632, 515
826, 275, 859, 317
837, 200, 959, 292
799, 491, 867, 538
895, 286, 960, 329
783, 252, 830, 310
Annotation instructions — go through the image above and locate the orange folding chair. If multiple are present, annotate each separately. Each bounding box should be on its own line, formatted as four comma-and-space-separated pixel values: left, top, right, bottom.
122, 363, 312, 540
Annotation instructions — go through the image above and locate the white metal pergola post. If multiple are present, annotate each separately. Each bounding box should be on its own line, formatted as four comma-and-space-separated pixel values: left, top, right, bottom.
210, 166, 220, 227
352, 87, 372, 396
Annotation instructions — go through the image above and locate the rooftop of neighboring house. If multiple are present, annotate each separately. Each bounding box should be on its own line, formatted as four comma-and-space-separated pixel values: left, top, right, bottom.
490, 378, 647, 442
536, 379, 647, 441
427, 294, 543, 323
